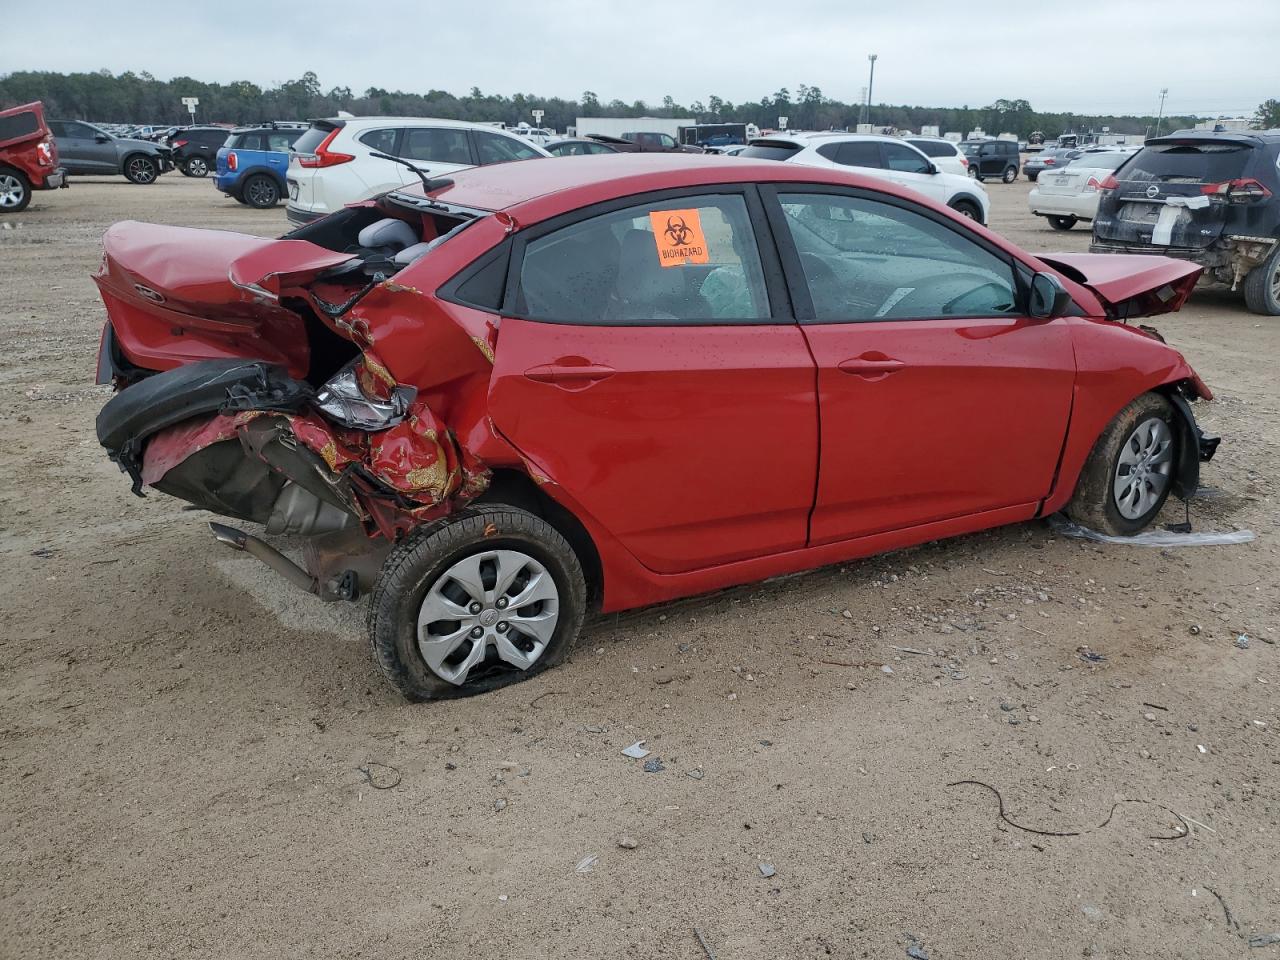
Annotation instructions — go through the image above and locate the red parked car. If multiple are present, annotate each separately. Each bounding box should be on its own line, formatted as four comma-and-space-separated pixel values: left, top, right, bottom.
0, 101, 67, 212
94, 154, 1218, 701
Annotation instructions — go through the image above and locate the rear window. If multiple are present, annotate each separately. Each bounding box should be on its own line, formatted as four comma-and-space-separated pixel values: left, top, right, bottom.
0, 108, 40, 144
1122, 142, 1252, 184
908, 140, 954, 158
740, 140, 802, 161
1067, 151, 1131, 171
293, 124, 338, 155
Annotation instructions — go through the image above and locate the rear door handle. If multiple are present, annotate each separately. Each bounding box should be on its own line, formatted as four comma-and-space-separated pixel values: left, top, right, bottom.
523, 362, 616, 385
837, 356, 905, 378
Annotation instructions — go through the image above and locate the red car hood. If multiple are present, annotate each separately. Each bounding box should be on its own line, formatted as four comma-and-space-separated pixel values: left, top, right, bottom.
1036, 252, 1202, 318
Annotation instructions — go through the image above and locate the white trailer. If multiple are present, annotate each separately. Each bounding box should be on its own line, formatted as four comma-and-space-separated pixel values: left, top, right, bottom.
575, 116, 697, 140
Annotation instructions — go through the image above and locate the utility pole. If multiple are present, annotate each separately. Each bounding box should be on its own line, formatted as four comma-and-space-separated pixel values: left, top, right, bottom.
864, 54, 878, 128
1155, 88, 1169, 136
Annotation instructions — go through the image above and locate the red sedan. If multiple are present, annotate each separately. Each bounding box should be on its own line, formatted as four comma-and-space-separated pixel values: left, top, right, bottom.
94, 154, 1218, 701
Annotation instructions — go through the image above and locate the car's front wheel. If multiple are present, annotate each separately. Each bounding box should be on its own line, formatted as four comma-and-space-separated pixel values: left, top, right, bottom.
0, 168, 31, 213
368, 505, 587, 701
183, 157, 209, 177
949, 198, 983, 223
1242, 243, 1280, 316
124, 155, 159, 184
1067, 392, 1178, 536
1047, 215, 1078, 231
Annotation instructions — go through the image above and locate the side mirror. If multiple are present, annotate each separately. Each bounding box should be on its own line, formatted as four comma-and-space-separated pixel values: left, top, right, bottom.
1030, 272, 1072, 319
95, 133, 110, 143
927, 162, 939, 176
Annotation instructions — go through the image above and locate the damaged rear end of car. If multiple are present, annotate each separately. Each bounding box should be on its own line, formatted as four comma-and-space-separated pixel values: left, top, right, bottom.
94, 189, 507, 600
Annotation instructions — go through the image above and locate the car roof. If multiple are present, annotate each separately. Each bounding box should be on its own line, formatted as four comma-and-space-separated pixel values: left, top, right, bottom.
315, 116, 523, 132
411, 153, 937, 218
1153, 128, 1280, 145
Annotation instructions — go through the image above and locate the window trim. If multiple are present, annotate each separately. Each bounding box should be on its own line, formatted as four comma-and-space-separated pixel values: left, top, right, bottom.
439, 238, 514, 314
500, 183, 795, 327
759, 182, 1034, 324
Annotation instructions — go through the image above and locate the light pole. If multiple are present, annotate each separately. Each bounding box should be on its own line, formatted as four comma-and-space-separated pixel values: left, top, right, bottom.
864, 54, 878, 128
1154, 88, 1169, 137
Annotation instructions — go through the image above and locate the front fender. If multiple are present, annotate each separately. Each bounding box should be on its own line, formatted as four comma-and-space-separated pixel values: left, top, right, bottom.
1041, 318, 1215, 515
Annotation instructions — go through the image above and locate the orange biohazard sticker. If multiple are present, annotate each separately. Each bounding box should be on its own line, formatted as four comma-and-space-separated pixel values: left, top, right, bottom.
649, 209, 709, 268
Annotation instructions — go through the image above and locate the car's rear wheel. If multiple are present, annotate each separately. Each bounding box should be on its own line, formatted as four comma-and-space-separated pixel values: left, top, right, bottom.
0, 168, 31, 213
1047, 215, 1077, 231
368, 505, 587, 702
1242, 244, 1280, 316
1027, 172, 1039, 182
1002, 165, 1018, 183
242, 174, 280, 209
1067, 392, 1178, 536
124, 155, 158, 184
183, 157, 209, 178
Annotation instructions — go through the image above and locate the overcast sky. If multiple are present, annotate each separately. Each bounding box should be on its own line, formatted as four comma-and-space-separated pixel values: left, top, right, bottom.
3, 0, 1272, 117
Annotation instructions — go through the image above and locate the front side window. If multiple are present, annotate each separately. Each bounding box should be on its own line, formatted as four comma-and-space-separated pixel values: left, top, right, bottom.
659, 134, 678, 149
517, 193, 770, 324
475, 131, 542, 164
883, 143, 931, 174
779, 192, 1018, 322
400, 127, 471, 164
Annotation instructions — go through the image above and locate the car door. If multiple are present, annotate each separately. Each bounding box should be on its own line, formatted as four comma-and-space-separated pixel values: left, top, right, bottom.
763, 185, 1075, 544
880, 142, 949, 204
49, 121, 99, 172
487, 187, 819, 574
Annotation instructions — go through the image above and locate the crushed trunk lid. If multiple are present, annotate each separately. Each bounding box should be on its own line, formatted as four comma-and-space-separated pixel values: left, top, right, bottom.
1037, 252, 1203, 318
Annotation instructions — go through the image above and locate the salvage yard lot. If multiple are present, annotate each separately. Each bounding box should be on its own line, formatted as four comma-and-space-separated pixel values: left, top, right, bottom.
1, 174, 1277, 959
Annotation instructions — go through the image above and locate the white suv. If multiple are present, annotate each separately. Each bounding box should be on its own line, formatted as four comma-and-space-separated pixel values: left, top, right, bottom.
741, 133, 990, 224
286, 117, 551, 225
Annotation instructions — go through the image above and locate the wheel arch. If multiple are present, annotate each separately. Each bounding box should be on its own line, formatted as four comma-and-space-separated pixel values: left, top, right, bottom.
476, 468, 604, 610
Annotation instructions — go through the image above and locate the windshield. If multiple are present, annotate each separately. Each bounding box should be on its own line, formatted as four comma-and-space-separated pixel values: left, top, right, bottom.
1122, 142, 1252, 183
740, 141, 801, 161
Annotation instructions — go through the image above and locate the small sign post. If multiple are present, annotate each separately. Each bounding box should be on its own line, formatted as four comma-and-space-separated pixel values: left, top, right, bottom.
778, 116, 788, 130
531, 109, 544, 127
181, 96, 199, 122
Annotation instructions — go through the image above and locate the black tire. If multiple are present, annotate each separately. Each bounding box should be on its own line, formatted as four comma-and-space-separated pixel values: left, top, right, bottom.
242, 174, 280, 209
183, 156, 209, 178
949, 198, 983, 223
968, 166, 982, 182
1047, 215, 1078, 231
1067, 392, 1178, 536
1242, 243, 1280, 316
1002, 165, 1017, 183
0, 167, 32, 213
123, 154, 159, 184
368, 504, 587, 702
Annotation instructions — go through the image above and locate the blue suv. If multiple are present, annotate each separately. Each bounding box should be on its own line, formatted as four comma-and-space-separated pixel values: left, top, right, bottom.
214, 124, 305, 208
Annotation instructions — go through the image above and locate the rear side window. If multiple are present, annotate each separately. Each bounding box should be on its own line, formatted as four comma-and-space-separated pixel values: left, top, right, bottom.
475, 131, 543, 164
1122, 143, 1252, 184
835, 142, 884, 168
293, 124, 337, 154
0, 109, 40, 143
401, 127, 471, 164
267, 133, 296, 152
358, 128, 398, 154
739, 141, 802, 161
238, 132, 264, 151
516, 193, 769, 323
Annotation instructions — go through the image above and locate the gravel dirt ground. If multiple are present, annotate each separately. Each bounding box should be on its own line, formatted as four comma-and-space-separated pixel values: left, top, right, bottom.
1, 170, 1276, 960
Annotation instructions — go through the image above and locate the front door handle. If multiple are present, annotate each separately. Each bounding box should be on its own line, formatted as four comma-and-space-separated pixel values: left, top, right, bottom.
837, 356, 905, 379
523, 361, 616, 386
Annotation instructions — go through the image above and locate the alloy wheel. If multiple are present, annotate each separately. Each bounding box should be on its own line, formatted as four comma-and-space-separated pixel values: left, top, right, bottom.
0, 174, 24, 208
246, 179, 276, 206
416, 549, 560, 686
187, 157, 208, 176
1113, 417, 1173, 519
128, 158, 157, 183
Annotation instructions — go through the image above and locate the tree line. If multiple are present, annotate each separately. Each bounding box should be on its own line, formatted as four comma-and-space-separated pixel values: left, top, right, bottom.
0, 69, 1240, 139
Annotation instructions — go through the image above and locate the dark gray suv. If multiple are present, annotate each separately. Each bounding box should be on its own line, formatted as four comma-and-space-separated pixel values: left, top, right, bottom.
47, 120, 172, 184
960, 139, 1020, 182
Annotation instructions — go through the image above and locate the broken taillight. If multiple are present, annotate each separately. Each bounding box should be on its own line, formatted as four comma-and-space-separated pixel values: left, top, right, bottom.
172, 139, 188, 149
297, 128, 355, 168
1200, 178, 1272, 203
316, 361, 415, 431
228, 151, 238, 172
35, 141, 53, 166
